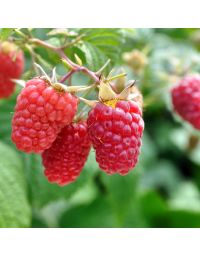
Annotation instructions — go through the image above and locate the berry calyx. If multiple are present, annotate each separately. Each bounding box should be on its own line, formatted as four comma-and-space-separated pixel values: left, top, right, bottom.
42, 121, 91, 186
0, 41, 24, 98
11, 77, 78, 153
171, 75, 200, 130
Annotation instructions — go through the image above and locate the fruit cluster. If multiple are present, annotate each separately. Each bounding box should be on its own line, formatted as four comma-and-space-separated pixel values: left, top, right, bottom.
0, 41, 145, 186
10, 74, 144, 185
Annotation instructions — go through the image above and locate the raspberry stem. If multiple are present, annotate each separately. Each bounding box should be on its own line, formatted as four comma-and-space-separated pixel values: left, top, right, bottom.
59, 70, 75, 83
30, 38, 101, 84
59, 51, 100, 83
14, 30, 125, 96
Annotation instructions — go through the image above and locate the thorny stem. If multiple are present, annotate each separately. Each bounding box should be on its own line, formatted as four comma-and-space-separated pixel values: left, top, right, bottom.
68, 75, 72, 86
15, 30, 97, 83
60, 51, 100, 83
29, 38, 101, 84
16, 32, 121, 88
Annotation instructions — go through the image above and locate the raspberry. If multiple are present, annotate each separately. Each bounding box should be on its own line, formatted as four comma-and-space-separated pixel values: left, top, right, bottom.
42, 121, 91, 186
171, 76, 200, 129
11, 78, 78, 153
87, 100, 144, 175
0, 41, 24, 98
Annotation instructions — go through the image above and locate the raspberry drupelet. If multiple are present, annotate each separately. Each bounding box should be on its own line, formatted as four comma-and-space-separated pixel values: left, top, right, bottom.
171, 75, 200, 130
42, 121, 91, 186
12, 78, 78, 153
0, 41, 24, 98
87, 100, 144, 175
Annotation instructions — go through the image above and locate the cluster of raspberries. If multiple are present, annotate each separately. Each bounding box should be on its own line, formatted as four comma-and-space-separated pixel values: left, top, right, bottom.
11, 77, 144, 185
1, 41, 145, 186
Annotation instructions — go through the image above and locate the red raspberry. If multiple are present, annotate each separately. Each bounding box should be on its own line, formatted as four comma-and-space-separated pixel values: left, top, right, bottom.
0, 41, 24, 98
87, 100, 144, 175
11, 78, 78, 153
171, 76, 200, 129
42, 121, 91, 186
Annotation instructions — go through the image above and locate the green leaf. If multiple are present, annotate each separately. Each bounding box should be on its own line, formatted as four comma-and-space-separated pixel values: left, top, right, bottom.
118, 28, 136, 52
139, 191, 200, 228
79, 28, 123, 65
155, 210, 200, 228
78, 42, 108, 72
48, 28, 70, 36
122, 191, 167, 228
48, 28, 77, 37
0, 93, 17, 145
169, 182, 200, 212
44, 37, 61, 47
139, 131, 157, 167
0, 142, 31, 227
59, 196, 115, 228
0, 28, 13, 40
101, 170, 139, 226
139, 160, 182, 195
139, 191, 168, 227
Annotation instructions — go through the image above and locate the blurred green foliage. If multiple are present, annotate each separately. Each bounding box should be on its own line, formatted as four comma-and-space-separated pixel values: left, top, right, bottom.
1, 28, 200, 228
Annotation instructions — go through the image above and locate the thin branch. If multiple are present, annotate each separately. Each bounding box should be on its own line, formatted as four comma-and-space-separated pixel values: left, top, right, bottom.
59, 70, 75, 83
30, 38, 58, 51
30, 38, 101, 83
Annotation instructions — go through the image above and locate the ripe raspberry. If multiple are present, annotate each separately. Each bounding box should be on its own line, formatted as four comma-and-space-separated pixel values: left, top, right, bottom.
42, 121, 91, 186
171, 76, 200, 129
87, 100, 144, 175
11, 78, 78, 153
0, 41, 24, 98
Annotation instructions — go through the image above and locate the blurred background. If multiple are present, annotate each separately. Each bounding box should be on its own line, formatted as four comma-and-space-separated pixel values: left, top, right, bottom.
1, 28, 200, 228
